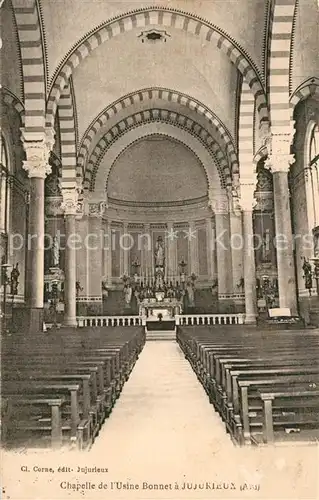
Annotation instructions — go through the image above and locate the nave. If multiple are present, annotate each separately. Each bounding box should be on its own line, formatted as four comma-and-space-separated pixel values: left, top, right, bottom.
1, 329, 318, 500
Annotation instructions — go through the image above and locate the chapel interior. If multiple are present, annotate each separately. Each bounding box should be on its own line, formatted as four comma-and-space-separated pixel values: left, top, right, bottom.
1, 0, 319, 460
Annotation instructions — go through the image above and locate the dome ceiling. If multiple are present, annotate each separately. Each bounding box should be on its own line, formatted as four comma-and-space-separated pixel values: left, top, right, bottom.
107, 135, 208, 204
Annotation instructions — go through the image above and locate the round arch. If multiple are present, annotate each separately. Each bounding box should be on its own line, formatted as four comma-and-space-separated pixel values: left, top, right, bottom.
77, 87, 237, 177
290, 78, 319, 118
46, 7, 268, 128
0, 87, 25, 124
88, 122, 221, 194
83, 109, 232, 189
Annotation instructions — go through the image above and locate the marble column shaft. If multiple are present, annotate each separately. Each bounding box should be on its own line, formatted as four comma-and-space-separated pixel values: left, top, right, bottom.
64, 213, 77, 326
273, 170, 298, 314
188, 221, 198, 275
215, 212, 233, 295
167, 222, 177, 279
242, 209, 257, 323
26, 177, 45, 308
206, 217, 215, 280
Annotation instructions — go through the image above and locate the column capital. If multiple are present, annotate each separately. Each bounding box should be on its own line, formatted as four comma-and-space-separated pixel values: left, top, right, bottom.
87, 201, 107, 218
239, 184, 256, 211
21, 128, 55, 179
60, 188, 79, 216
208, 188, 229, 214
84, 191, 108, 218
265, 153, 295, 173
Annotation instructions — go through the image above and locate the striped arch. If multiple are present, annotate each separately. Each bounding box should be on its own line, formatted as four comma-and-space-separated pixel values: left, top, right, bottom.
238, 81, 255, 184
78, 88, 238, 177
268, 0, 297, 134
1, 87, 25, 124
46, 7, 268, 128
11, 0, 46, 138
58, 79, 78, 189
290, 77, 319, 117
83, 109, 232, 190
88, 122, 222, 194
253, 145, 268, 166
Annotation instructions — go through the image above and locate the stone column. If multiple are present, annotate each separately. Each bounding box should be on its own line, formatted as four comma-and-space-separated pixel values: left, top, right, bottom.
229, 203, 244, 291
206, 217, 215, 280
188, 221, 198, 276
86, 198, 106, 314
124, 222, 131, 276
240, 185, 258, 324
61, 188, 78, 327
143, 223, 152, 280
266, 146, 297, 314
22, 131, 53, 331
103, 219, 112, 286
167, 222, 177, 281
214, 210, 233, 296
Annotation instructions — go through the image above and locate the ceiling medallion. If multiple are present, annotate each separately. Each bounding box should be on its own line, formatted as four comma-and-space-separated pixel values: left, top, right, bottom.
138, 29, 171, 44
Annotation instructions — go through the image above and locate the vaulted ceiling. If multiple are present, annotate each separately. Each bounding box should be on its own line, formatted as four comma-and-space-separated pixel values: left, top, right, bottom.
1, 0, 318, 200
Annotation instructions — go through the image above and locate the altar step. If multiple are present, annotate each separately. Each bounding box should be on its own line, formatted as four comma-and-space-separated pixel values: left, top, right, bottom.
146, 329, 176, 341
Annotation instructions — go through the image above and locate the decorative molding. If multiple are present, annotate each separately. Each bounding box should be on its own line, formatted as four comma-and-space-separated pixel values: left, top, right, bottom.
265, 153, 295, 173
138, 29, 171, 43
60, 188, 79, 215
45, 196, 63, 217
108, 195, 208, 208
21, 137, 52, 179
254, 192, 274, 212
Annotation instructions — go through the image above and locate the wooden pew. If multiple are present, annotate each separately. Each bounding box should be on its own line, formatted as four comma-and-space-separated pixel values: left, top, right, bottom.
176, 325, 319, 446
258, 384, 319, 445
2, 326, 145, 450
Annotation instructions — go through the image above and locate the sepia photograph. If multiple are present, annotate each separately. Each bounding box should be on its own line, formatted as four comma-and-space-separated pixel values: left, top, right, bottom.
0, 0, 319, 499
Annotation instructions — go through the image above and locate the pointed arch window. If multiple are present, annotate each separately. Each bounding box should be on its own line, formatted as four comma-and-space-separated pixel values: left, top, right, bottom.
0, 134, 10, 233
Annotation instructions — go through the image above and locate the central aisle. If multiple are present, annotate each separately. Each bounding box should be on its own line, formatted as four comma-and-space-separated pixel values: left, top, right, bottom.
92, 341, 234, 473
2, 341, 317, 500
88, 342, 317, 500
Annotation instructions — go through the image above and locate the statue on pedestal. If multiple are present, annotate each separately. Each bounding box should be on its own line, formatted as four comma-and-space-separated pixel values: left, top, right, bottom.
52, 234, 60, 268
124, 283, 132, 306
302, 257, 313, 295
154, 236, 165, 270
261, 230, 271, 263
10, 263, 19, 295
186, 281, 195, 308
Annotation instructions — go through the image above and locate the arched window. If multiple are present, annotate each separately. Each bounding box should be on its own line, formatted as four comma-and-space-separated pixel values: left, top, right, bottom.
0, 134, 10, 233
309, 124, 319, 229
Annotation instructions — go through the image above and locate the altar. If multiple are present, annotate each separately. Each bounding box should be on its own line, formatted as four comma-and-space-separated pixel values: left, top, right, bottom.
139, 297, 182, 323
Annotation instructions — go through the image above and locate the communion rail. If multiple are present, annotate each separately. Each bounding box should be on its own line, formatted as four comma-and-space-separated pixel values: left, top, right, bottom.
77, 315, 143, 327
76, 313, 245, 328
175, 313, 245, 326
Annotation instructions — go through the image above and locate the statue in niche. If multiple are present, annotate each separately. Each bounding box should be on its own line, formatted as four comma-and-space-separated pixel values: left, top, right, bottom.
261, 230, 272, 262
256, 166, 273, 192
52, 235, 60, 268
154, 236, 165, 269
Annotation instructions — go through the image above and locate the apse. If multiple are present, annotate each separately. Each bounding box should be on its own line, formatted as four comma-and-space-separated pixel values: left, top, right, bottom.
106, 135, 208, 204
